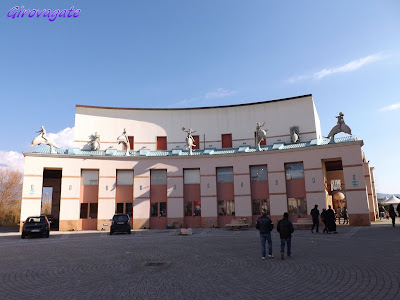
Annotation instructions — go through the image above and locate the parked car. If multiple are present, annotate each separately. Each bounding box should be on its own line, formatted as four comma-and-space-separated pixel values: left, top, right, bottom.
21, 216, 50, 239
110, 214, 131, 235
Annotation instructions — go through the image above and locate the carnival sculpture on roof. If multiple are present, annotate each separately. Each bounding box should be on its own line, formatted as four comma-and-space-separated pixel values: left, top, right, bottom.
182, 127, 196, 155
290, 126, 300, 143
117, 128, 130, 156
255, 122, 267, 151
90, 132, 100, 151
328, 112, 352, 142
31, 126, 59, 153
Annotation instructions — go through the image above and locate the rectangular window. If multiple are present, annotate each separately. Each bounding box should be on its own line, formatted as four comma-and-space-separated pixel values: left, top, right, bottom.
117, 170, 134, 185
128, 136, 134, 150
252, 199, 261, 215
80, 203, 88, 219
298, 198, 307, 215
285, 163, 304, 180
217, 167, 233, 183
157, 136, 167, 150
160, 202, 167, 217
226, 200, 235, 216
218, 200, 226, 216
184, 201, 192, 216
151, 202, 158, 217
193, 135, 200, 149
89, 203, 98, 219
288, 197, 307, 215
151, 170, 167, 185
250, 165, 268, 181
221, 134, 232, 148
126, 203, 133, 217
81, 170, 99, 185
116, 203, 124, 214
193, 201, 201, 216
252, 199, 270, 215
184, 169, 200, 184
218, 200, 235, 216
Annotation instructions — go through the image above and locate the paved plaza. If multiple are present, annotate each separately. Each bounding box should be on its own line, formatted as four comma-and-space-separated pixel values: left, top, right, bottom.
0, 221, 399, 300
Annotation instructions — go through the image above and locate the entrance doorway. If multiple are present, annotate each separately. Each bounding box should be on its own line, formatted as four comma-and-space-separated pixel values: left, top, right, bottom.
323, 160, 347, 219
42, 169, 62, 230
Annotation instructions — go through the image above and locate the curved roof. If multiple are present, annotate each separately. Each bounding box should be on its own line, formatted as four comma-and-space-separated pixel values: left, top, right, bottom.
76, 94, 312, 111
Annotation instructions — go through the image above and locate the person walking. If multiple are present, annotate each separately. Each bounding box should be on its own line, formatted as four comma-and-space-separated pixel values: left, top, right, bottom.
256, 209, 274, 260
277, 212, 294, 260
321, 208, 329, 234
379, 205, 386, 220
389, 204, 396, 227
326, 205, 337, 234
342, 206, 349, 225
310, 204, 320, 233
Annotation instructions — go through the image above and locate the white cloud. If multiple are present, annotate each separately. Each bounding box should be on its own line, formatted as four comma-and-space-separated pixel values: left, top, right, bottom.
288, 53, 385, 83
204, 88, 237, 99
379, 103, 400, 112
314, 54, 384, 79
0, 151, 24, 173
46, 127, 75, 149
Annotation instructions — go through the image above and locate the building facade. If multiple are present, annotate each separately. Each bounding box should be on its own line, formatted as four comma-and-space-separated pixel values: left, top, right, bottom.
20, 94, 378, 231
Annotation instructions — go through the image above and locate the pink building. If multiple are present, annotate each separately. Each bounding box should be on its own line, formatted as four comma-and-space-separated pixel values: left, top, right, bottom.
20, 94, 378, 231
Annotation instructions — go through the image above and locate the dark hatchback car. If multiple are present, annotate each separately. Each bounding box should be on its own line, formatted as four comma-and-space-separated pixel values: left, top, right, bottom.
110, 214, 131, 235
21, 216, 50, 239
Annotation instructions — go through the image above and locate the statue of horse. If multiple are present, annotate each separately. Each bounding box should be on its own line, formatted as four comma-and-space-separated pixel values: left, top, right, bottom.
328, 112, 352, 142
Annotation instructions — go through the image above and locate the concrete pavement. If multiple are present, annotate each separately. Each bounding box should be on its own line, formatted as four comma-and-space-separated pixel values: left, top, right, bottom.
0, 221, 399, 299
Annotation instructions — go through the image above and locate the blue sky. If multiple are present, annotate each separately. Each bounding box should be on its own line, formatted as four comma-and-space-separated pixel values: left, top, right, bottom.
1, 0, 399, 193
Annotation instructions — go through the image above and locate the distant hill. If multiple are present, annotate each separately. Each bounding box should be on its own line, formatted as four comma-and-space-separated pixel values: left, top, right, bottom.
377, 193, 400, 199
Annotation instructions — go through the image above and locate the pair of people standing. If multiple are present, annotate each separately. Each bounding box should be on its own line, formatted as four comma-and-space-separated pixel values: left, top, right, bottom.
256, 210, 294, 260
311, 205, 338, 234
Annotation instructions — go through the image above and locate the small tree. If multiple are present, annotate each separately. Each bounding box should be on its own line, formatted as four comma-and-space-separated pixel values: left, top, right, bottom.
0, 169, 22, 225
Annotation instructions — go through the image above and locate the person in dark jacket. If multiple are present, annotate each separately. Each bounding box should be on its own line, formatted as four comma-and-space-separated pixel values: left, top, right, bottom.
389, 204, 396, 227
321, 208, 328, 233
326, 205, 337, 234
277, 212, 294, 260
310, 204, 320, 233
256, 209, 274, 259
379, 205, 386, 220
